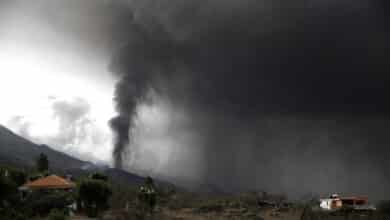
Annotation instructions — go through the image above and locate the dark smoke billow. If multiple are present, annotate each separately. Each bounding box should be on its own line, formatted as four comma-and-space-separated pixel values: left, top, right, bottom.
109, 28, 176, 168
107, 0, 390, 198
7, 0, 390, 199
110, 115, 129, 169
110, 71, 152, 168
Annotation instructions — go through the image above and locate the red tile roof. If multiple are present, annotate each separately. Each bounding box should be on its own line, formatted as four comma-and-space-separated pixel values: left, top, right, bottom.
23, 175, 76, 190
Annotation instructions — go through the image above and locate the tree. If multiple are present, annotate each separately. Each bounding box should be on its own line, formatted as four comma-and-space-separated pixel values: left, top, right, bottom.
145, 176, 155, 187
48, 209, 67, 220
90, 172, 108, 182
36, 153, 49, 172
137, 177, 157, 214
78, 179, 112, 217
0, 175, 17, 203
24, 191, 73, 217
7, 168, 27, 186
378, 200, 390, 214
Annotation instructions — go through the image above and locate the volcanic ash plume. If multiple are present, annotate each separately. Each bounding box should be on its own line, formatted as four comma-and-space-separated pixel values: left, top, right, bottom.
109, 28, 174, 168
109, 115, 129, 169
106, 0, 390, 199
109, 74, 151, 169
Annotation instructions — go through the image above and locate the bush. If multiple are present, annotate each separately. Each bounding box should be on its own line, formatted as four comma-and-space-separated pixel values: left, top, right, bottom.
238, 192, 260, 209
23, 191, 73, 216
196, 200, 224, 213
109, 185, 138, 209
137, 186, 157, 214
378, 200, 390, 214
0, 175, 18, 203
48, 209, 67, 220
90, 172, 108, 182
78, 179, 112, 217
37, 153, 49, 173
2, 167, 27, 186
28, 171, 49, 182
0, 208, 28, 220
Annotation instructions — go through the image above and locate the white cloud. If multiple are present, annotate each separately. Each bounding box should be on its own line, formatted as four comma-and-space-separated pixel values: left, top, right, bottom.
6, 97, 113, 163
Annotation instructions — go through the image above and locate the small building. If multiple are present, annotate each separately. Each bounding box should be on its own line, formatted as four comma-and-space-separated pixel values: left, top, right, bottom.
19, 175, 76, 192
320, 194, 342, 210
19, 175, 77, 213
320, 194, 374, 211
339, 196, 368, 207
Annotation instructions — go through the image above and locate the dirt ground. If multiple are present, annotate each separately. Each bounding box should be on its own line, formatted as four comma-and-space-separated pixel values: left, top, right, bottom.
100, 208, 387, 220
137, 208, 302, 220
101, 208, 302, 220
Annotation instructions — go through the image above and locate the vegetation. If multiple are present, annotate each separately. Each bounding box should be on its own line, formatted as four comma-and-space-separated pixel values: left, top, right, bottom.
90, 172, 109, 182
28, 172, 48, 182
1, 156, 113, 220
137, 176, 157, 214
0, 174, 17, 201
4, 152, 390, 220
78, 175, 112, 217
5, 167, 27, 186
37, 153, 49, 173
109, 184, 139, 209
377, 200, 390, 214
0, 166, 28, 220
0, 209, 27, 220
47, 209, 68, 220
23, 190, 73, 217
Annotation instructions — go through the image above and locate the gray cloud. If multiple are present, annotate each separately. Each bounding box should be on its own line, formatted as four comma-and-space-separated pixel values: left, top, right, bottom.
5, 97, 109, 163
49, 98, 110, 163
51, 97, 91, 146
106, 0, 390, 199
7, 116, 32, 139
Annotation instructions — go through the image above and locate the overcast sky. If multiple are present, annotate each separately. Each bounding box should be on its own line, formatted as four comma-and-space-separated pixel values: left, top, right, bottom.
0, 0, 389, 199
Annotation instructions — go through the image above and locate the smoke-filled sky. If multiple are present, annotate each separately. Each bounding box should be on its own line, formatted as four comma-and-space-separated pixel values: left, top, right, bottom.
0, 0, 389, 199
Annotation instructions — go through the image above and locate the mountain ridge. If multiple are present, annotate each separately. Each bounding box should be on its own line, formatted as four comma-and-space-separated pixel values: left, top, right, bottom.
0, 124, 157, 187
0, 124, 88, 170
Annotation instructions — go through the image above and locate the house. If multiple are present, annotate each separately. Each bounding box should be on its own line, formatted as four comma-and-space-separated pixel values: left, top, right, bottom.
320, 194, 374, 211
320, 194, 342, 210
19, 175, 76, 192
19, 174, 76, 201
19, 175, 78, 213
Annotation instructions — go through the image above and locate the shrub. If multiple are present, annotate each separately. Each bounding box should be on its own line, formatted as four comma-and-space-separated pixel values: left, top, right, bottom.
238, 192, 260, 209
378, 200, 390, 214
196, 200, 224, 213
4, 168, 27, 186
48, 209, 67, 220
90, 172, 108, 182
23, 191, 73, 216
37, 153, 49, 173
78, 179, 112, 217
0, 208, 28, 220
109, 185, 138, 209
28, 171, 49, 182
0, 175, 18, 203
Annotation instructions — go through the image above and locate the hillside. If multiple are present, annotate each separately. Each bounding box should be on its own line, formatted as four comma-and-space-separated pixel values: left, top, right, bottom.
0, 124, 87, 170
0, 124, 174, 189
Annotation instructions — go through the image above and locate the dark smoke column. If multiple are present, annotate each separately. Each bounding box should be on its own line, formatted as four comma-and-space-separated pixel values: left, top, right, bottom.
109, 115, 130, 169
109, 74, 151, 169
108, 25, 176, 169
